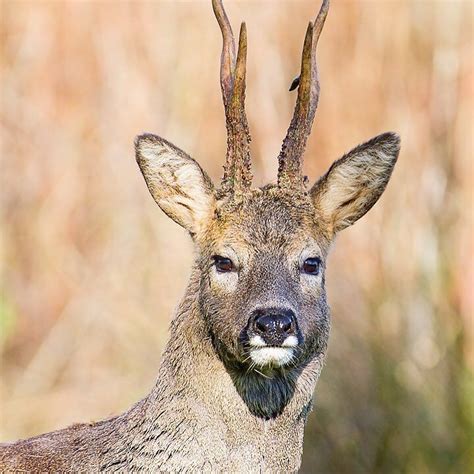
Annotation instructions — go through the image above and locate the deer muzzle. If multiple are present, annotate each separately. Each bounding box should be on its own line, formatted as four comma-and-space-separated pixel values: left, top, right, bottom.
247, 308, 299, 367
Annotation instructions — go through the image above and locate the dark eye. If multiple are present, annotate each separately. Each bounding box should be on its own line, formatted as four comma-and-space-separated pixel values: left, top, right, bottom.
213, 256, 234, 273
302, 257, 321, 275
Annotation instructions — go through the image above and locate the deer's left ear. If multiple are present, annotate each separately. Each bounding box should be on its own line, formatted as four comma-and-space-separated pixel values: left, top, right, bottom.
311, 132, 400, 233
135, 134, 216, 235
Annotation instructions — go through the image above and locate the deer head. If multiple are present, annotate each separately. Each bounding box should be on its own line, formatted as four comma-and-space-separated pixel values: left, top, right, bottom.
135, 0, 399, 388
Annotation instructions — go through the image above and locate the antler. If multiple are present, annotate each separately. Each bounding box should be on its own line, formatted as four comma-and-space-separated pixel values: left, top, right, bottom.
277, 0, 329, 190
212, 0, 252, 197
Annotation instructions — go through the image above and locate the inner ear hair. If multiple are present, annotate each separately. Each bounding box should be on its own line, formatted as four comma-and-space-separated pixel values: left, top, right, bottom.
135, 133, 216, 235
311, 132, 400, 233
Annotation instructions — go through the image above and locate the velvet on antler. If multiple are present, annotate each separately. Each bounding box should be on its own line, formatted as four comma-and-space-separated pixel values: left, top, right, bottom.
212, 0, 329, 196
212, 0, 252, 197
277, 0, 329, 191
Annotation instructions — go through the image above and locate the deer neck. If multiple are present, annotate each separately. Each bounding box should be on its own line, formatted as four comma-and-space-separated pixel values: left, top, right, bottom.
124, 268, 324, 471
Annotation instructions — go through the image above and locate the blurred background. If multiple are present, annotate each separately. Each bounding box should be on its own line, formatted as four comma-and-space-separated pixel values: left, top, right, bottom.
1, 1, 472, 472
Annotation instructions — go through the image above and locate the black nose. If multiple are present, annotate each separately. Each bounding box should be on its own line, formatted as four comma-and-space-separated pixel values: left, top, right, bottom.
252, 309, 296, 345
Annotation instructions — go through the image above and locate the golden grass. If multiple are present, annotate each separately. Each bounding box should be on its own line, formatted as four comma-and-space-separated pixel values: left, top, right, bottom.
1, 1, 472, 472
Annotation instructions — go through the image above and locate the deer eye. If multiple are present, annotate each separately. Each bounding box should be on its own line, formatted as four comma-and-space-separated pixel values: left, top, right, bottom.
213, 256, 234, 273
302, 257, 321, 275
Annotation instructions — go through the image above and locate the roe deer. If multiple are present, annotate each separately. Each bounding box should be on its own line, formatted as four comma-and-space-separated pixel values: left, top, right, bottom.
0, 0, 400, 471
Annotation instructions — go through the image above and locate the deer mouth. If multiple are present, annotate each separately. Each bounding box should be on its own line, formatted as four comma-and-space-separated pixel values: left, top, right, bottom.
248, 335, 298, 367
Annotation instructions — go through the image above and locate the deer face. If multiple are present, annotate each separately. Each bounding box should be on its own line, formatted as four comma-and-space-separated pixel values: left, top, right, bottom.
198, 190, 331, 370
135, 132, 400, 372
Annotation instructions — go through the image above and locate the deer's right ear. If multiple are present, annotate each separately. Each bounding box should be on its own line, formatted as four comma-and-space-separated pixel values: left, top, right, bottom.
135, 134, 216, 234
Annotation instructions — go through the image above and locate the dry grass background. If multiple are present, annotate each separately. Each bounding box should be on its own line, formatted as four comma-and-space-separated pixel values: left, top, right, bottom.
1, 1, 473, 472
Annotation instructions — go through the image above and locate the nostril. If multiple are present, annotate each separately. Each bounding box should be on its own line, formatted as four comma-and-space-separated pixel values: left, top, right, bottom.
281, 317, 292, 333
255, 317, 269, 333
253, 311, 295, 337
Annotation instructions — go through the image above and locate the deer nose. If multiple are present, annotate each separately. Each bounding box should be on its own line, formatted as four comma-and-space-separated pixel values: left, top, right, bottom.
252, 309, 296, 345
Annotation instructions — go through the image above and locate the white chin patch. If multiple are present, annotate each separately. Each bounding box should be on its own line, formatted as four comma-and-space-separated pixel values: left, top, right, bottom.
250, 347, 294, 367
248, 335, 298, 367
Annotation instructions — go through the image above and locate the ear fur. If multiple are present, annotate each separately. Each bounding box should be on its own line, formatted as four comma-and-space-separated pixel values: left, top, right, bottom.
311, 132, 400, 233
135, 133, 215, 234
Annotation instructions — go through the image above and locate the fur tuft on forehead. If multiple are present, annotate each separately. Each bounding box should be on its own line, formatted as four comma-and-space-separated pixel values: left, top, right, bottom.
216, 185, 313, 214
209, 186, 332, 249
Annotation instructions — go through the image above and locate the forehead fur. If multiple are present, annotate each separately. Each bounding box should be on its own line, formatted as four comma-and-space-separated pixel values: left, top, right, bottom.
205, 186, 331, 251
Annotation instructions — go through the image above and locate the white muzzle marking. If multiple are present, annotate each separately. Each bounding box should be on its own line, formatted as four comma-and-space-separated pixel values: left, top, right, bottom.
248, 335, 298, 367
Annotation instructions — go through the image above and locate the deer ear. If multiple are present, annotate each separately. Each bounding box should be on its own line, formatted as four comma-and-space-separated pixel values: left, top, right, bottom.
135, 134, 215, 234
311, 132, 400, 233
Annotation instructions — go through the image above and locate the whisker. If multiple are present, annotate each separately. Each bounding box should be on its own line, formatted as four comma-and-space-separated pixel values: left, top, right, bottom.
254, 368, 270, 379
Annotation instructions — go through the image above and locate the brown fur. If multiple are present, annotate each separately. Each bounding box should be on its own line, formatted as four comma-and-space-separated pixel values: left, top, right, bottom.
0, 0, 401, 469
0, 132, 399, 472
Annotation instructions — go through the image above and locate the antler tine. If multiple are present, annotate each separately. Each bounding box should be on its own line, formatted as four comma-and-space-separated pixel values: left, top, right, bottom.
309, 0, 329, 118
212, 0, 236, 105
278, 0, 329, 190
212, 0, 252, 197
231, 23, 247, 111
